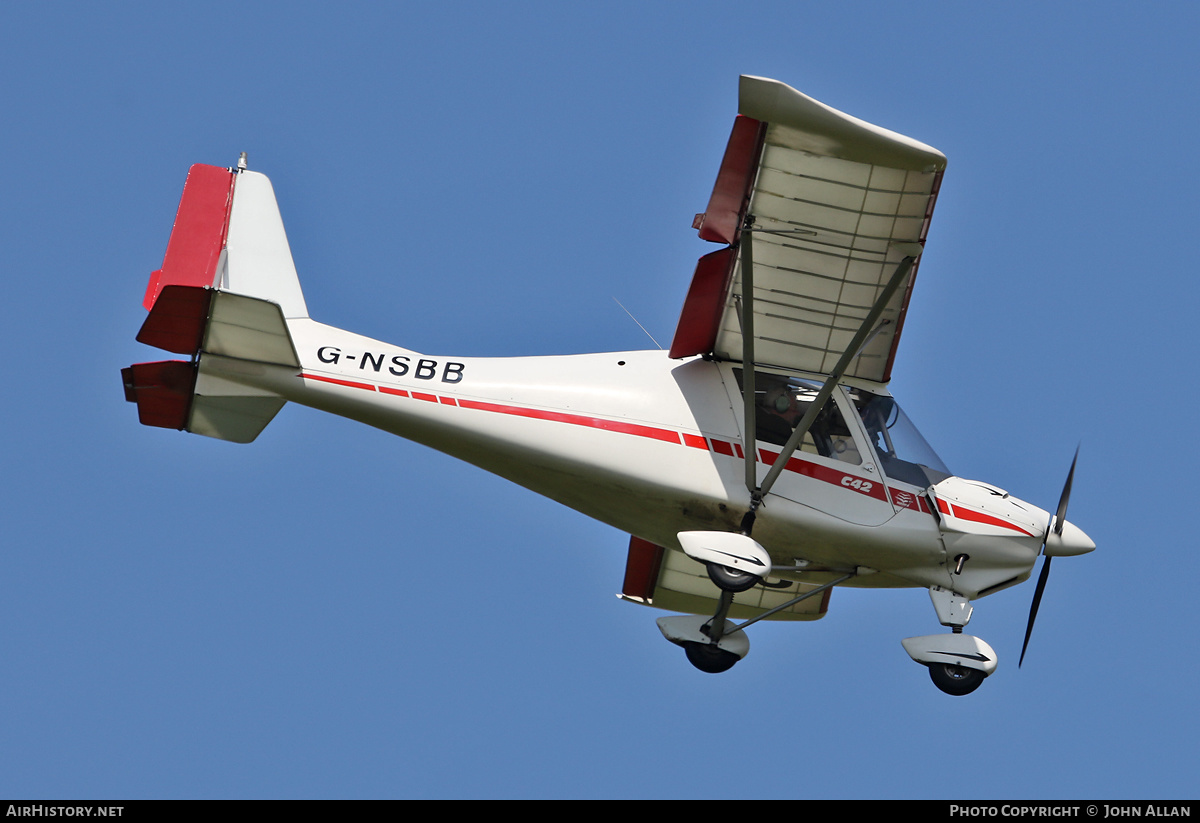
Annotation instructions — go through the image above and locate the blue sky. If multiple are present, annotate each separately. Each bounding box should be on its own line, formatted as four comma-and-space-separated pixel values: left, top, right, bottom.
2, 1, 1198, 799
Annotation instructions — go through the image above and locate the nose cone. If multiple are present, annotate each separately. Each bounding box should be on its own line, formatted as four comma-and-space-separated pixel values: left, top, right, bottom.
1044, 519, 1096, 557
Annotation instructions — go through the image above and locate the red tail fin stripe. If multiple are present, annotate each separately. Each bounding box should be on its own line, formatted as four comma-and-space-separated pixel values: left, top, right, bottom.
143, 164, 236, 311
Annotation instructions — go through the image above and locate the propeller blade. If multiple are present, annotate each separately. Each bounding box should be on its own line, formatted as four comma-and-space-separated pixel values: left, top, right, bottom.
1053, 446, 1078, 538
1019, 555, 1052, 667
1020, 448, 1077, 668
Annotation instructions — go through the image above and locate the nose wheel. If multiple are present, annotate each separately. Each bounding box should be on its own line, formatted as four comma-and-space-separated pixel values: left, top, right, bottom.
927, 662, 986, 695
902, 632, 997, 697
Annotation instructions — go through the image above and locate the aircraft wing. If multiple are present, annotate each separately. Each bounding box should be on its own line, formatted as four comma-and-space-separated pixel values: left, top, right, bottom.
669, 76, 947, 384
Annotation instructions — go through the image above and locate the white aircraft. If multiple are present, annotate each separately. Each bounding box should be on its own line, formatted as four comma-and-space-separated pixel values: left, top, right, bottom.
122, 76, 1094, 695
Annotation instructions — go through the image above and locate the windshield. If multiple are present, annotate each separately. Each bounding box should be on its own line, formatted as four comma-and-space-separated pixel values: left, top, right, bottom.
844, 389, 951, 487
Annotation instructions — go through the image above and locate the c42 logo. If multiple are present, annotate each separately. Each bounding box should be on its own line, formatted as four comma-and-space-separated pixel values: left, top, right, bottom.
841, 476, 874, 495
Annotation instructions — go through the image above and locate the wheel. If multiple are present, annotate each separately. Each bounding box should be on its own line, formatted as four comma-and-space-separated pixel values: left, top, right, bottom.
706, 562, 762, 593
683, 641, 740, 674
928, 662, 986, 696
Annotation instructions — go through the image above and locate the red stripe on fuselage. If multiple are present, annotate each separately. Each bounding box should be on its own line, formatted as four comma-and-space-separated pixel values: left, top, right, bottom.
295, 372, 918, 505
759, 447, 888, 501
710, 438, 734, 456
301, 373, 377, 392
456, 398, 681, 444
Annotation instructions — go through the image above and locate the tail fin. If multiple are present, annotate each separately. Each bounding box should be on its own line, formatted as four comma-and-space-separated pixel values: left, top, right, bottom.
142, 163, 309, 318
124, 162, 306, 443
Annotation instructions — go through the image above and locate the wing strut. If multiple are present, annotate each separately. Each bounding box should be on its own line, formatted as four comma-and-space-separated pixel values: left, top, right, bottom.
739, 243, 923, 536
739, 230, 759, 497
723, 573, 854, 638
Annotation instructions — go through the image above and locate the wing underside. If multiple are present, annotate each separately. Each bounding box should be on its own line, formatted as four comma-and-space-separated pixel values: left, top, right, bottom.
670, 76, 946, 384
620, 537, 830, 621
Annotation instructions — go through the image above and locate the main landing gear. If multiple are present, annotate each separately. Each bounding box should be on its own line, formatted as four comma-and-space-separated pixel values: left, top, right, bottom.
902, 587, 997, 696
658, 613, 749, 674
705, 562, 761, 593
660, 531, 851, 675
661, 534, 1000, 694
658, 531, 770, 673
652, 531, 763, 673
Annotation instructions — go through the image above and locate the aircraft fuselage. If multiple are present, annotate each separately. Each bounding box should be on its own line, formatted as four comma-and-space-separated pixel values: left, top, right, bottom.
197, 318, 1048, 598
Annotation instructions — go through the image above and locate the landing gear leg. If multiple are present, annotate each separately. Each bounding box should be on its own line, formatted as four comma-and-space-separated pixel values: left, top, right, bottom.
657, 572, 854, 674
657, 592, 749, 675
685, 590, 742, 673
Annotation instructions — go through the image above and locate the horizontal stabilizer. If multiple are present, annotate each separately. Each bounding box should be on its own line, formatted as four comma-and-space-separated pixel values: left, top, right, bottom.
126, 287, 298, 443
123, 357, 285, 443
189, 393, 286, 444
136, 285, 299, 367
205, 291, 300, 367
137, 285, 213, 354
122, 360, 197, 430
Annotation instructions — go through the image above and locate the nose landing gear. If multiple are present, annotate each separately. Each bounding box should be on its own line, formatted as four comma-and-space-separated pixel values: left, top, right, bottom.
927, 662, 987, 696
902, 588, 997, 696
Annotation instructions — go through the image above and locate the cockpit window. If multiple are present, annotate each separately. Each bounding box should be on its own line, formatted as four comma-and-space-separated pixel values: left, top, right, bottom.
845, 388, 951, 487
734, 370, 862, 465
